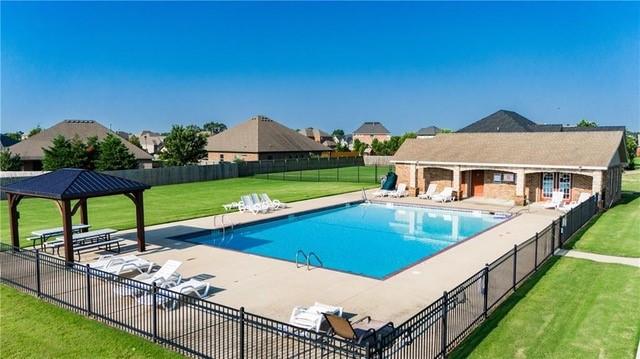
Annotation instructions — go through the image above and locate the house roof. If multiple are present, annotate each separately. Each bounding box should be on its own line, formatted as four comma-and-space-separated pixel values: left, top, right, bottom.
353, 122, 390, 135
392, 131, 628, 169
457, 110, 538, 133
0, 134, 19, 149
416, 126, 441, 136
298, 127, 331, 138
206, 115, 330, 153
8, 120, 152, 161
1, 168, 150, 200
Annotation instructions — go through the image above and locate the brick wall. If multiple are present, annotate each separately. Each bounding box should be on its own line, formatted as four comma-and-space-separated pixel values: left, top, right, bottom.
395, 164, 411, 193
482, 170, 516, 201
571, 174, 593, 202
208, 152, 260, 162
424, 168, 453, 193
353, 134, 392, 145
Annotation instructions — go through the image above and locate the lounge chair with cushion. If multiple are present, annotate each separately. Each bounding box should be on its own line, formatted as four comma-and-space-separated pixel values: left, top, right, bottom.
137, 279, 211, 309
289, 302, 343, 332
115, 260, 183, 297
417, 184, 438, 200
324, 313, 394, 346
431, 187, 454, 203
542, 191, 564, 209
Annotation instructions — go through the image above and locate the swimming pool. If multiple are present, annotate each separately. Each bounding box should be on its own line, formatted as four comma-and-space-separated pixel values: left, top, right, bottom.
171, 203, 508, 279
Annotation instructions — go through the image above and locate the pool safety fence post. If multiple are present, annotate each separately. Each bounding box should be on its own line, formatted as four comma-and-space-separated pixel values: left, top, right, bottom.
512, 244, 518, 292
299, 160, 303, 181
35, 249, 41, 297
534, 232, 539, 270
357, 164, 360, 183
441, 290, 449, 358
317, 164, 320, 182
336, 162, 340, 181
86, 264, 92, 315
283, 160, 286, 181
365, 341, 372, 359
152, 282, 158, 342
482, 264, 489, 319
375, 165, 378, 183
239, 307, 245, 359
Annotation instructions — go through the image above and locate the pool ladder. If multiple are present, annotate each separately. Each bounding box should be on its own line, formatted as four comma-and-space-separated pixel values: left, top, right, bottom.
295, 250, 323, 271
214, 214, 235, 234
362, 188, 369, 203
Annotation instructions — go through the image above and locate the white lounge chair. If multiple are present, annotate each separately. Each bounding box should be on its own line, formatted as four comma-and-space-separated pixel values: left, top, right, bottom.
222, 201, 240, 211
88, 254, 153, 275
137, 279, 211, 309
252, 193, 271, 212
389, 183, 408, 198
372, 189, 390, 197
115, 260, 183, 297
260, 193, 284, 209
542, 191, 564, 209
432, 187, 455, 203
559, 192, 591, 212
239, 195, 261, 214
289, 302, 343, 332
417, 184, 438, 200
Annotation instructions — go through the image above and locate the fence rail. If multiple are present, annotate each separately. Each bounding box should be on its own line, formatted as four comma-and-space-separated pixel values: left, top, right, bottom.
0, 195, 599, 358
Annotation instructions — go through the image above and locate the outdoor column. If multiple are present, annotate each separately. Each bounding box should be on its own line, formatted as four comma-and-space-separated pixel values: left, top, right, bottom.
409, 163, 417, 196
515, 169, 526, 205
79, 198, 89, 232
61, 200, 75, 262
452, 166, 461, 200
134, 191, 146, 252
7, 193, 22, 248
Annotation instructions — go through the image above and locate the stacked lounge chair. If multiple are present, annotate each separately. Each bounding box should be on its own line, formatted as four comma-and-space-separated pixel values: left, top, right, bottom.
289, 302, 344, 332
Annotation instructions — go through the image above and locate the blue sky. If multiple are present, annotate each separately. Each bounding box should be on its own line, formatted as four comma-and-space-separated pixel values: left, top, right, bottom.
2, 1, 639, 134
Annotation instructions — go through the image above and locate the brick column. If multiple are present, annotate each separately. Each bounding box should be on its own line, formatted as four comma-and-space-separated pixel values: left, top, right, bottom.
452, 166, 461, 200
515, 169, 526, 205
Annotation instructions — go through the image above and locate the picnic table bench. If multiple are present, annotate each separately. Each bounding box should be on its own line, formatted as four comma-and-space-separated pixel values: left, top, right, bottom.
44, 228, 119, 259
29, 224, 91, 249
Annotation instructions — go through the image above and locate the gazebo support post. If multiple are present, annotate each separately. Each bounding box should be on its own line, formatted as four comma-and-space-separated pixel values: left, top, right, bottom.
134, 191, 146, 252
7, 193, 23, 248
60, 200, 75, 263
79, 199, 89, 232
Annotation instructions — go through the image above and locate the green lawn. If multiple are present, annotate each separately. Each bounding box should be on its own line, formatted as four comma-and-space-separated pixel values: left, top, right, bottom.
1, 177, 376, 247
253, 165, 394, 183
0, 285, 181, 358
563, 169, 640, 258
451, 258, 640, 359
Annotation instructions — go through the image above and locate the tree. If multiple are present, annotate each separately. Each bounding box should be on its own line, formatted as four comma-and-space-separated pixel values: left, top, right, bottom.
28, 125, 42, 137
577, 119, 597, 128
160, 125, 208, 166
43, 135, 85, 170
352, 139, 369, 156
95, 133, 137, 170
85, 136, 100, 170
439, 128, 453, 133
331, 129, 345, 140
0, 150, 21, 171
3, 132, 23, 142
626, 132, 637, 169
128, 134, 143, 149
203, 122, 227, 135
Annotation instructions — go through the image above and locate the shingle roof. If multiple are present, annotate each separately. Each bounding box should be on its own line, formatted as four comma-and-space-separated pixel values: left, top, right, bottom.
416, 126, 441, 136
8, 120, 152, 161
298, 127, 331, 138
1, 168, 150, 200
457, 110, 538, 133
206, 116, 330, 153
392, 131, 627, 169
353, 122, 390, 135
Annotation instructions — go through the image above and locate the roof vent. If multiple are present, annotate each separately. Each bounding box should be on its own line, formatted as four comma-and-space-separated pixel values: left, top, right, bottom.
63, 120, 96, 124
252, 115, 272, 122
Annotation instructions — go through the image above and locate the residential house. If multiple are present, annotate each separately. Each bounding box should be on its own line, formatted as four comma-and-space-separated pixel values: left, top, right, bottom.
392, 131, 628, 208
298, 127, 336, 148
416, 126, 441, 139
0, 134, 19, 150
8, 120, 153, 170
138, 130, 166, 156
206, 115, 330, 162
353, 122, 391, 145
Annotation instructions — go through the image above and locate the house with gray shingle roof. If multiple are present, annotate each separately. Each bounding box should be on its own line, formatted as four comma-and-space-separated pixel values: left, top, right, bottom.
8, 120, 153, 171
206, 115, 330, 162
353, 121, 391, 145
392, 131, 628, 208
416, 126, 441, 138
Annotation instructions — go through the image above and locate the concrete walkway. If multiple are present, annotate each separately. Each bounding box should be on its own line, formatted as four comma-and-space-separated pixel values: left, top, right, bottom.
555, 249, 640, 268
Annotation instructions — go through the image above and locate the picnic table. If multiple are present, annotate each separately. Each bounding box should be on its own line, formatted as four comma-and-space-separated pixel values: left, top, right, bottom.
29, 224, 91, 249
44, 228, 117, 254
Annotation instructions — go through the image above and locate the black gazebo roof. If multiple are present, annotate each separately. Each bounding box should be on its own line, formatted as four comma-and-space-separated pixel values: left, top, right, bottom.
2, 168, 150, 200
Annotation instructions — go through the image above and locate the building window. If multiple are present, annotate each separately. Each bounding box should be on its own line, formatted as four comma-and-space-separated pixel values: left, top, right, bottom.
558, 173, 571, 199
542, 172, 554, 198
219, 154, 224, 161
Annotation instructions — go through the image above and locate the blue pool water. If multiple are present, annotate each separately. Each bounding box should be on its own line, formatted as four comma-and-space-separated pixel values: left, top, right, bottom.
172, 203, 507, 279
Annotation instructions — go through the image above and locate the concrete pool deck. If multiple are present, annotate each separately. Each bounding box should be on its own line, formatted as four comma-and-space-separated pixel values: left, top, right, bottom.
81, 190, 561, 324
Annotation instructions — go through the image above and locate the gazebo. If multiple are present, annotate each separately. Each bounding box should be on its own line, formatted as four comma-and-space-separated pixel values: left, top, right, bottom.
3, 168, 151, 262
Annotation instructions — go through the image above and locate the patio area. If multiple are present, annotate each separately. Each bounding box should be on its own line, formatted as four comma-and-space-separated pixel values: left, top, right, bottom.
75, 189, 561, 324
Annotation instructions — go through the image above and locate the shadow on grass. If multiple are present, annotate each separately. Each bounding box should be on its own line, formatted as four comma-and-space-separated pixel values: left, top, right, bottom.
562, 191, 639, 250
449, 256, 561, 359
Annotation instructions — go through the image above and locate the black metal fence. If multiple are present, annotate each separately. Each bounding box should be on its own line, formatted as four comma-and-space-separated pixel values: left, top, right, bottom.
0, 195, 599, 358
237, 157, 394, 183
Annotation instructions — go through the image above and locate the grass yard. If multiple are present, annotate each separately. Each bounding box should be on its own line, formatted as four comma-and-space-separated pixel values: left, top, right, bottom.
563, 169, 640, 258
0, 285, 181, 358
1, 177, 376, 247
451, 257, 640, 359
253, 165, 394, 183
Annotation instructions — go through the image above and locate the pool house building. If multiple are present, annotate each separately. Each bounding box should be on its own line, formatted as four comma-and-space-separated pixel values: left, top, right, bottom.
392, 131, 628, 208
